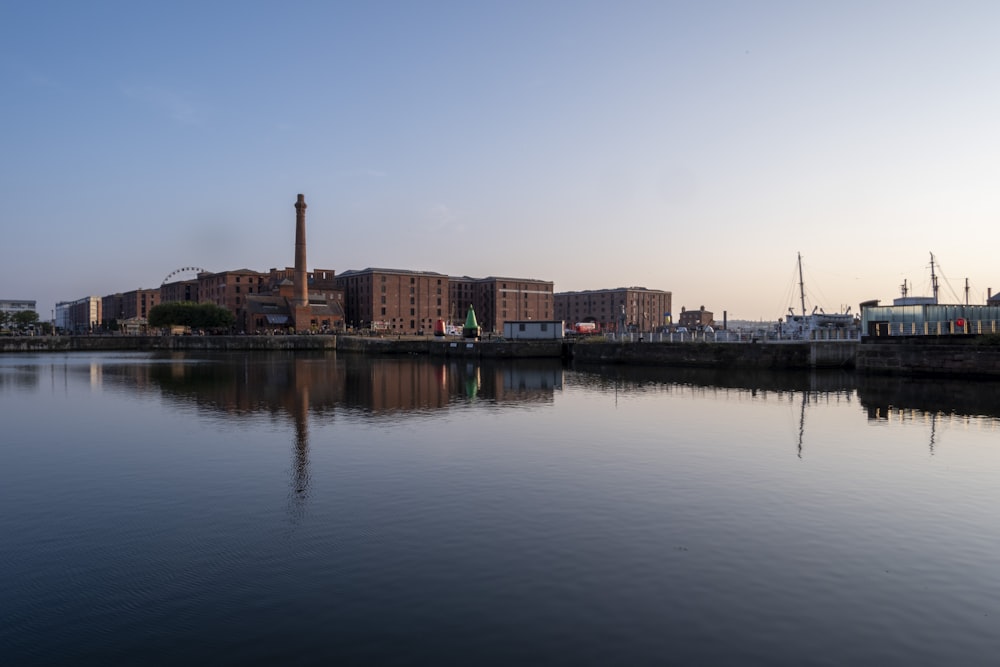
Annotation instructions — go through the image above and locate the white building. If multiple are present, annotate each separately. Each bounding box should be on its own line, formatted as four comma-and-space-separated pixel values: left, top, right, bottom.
0, 299, 36, 316
502, 320, 565, 340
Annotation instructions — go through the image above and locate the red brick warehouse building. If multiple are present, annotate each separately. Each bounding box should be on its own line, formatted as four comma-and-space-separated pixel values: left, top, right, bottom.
555, 287, 672, 333
101, 288, 161, 330
450, 276, 554, 334
336, 268, 450, 333
335, 271, 554, 335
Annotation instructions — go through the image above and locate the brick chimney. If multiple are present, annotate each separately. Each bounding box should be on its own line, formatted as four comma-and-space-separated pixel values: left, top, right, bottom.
294, 194, 308, 308
288, 194, 313, 331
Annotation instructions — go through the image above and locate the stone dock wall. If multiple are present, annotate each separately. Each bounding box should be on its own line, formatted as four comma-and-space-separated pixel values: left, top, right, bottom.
4, 335, 1000, 377
571, 340, 857, 369
855, 339, 1000, 378
303, 336, 569, 359
0, 335, 338, 353
0, 335, 565, 359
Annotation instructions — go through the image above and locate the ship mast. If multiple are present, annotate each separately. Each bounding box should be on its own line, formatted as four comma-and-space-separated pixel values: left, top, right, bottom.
798, 252, 806, 317
929, 252, 939, 304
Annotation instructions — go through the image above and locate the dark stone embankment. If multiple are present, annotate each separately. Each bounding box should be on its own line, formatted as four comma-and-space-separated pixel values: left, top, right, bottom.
856, 337, 1000, 378
5, 335, 1000, 377
0, 335, 338, 352
0, 335, 566, 359
571, 340, 857, 369
337, 336, 568, 359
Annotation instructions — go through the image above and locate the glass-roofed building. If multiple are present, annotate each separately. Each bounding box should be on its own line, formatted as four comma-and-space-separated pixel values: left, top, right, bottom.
861, 300, 1000, 337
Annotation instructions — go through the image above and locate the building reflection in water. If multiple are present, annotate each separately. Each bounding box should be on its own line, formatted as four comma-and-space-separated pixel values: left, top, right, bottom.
568, 365, 861, 459
73, 352, 564, 517
11, 352, 998, 470
0, 360, 43, 391
569, 363, 1000, 457
289, 360, 311, 522
856, 374, 1000, 454
856, 374, 1000, 421
83, 353, 564, 417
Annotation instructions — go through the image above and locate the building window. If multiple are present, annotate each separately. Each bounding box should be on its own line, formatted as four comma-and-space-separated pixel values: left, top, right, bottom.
381, 307, 386, 315
541, 323, 548, 331
519, 323, 526, 331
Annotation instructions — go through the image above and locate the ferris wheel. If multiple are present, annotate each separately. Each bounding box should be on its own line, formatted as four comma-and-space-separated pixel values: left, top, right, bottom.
161, 267, 209, 285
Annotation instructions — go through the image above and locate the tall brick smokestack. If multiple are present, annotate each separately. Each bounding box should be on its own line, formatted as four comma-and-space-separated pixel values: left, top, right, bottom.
294, 194, 308, 307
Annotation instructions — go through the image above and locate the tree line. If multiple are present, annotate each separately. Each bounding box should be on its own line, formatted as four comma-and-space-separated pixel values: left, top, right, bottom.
0, 310, 44, 334
2, 303, 235, 335
147, 302, 235, 331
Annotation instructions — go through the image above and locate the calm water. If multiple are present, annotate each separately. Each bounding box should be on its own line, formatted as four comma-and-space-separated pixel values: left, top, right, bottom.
2, 352, 999, 666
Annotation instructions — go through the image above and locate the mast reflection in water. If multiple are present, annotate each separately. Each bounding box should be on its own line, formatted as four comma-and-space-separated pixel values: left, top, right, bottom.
1, 352, 998, 666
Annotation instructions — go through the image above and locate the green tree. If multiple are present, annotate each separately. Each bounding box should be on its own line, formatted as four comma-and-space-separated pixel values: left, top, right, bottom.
148, 302, 235, 331
13, 310, 39, 331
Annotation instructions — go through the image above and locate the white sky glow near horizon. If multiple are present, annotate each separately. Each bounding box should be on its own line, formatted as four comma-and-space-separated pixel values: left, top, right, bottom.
2, 1, 999, 321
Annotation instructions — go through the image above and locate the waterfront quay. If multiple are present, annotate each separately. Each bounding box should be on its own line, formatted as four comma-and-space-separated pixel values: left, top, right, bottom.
5, 334, 1000, 377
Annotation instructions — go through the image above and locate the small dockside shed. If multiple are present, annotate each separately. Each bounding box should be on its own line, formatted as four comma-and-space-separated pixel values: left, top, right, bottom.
502, 320, 565, 340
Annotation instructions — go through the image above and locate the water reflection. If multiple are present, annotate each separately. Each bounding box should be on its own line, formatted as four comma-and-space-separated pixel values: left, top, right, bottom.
854, 374, 1000, 456
6, 354, 999, 424
856, 374, 1000, 421
123, 353, 565, 414
23, 353, 563, 521
568, 363, 857, 394
290, 375, 311, 523
568, 362, 1000, 420
567, 364, 1000, 459
4, 352, 1000, 665
8, 353, 1000, 427
0, 361, 43, 390
568, 364, 860, 459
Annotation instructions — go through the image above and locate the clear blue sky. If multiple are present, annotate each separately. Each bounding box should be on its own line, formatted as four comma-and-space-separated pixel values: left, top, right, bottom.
3, 1, 999, 321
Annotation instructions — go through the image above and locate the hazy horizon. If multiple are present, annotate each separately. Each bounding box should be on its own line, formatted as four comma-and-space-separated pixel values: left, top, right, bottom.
4, 1, 999, 321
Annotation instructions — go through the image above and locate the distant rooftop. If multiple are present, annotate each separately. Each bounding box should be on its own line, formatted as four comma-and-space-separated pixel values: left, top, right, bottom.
337, 267, 450, 278
555, 286, 669, 295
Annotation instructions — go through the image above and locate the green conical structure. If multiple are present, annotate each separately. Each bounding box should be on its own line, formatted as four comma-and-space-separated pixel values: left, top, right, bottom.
462, 304, 481, 339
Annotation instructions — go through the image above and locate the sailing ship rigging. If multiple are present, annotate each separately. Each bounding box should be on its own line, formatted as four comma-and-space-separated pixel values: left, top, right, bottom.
783, 253, 856, 338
